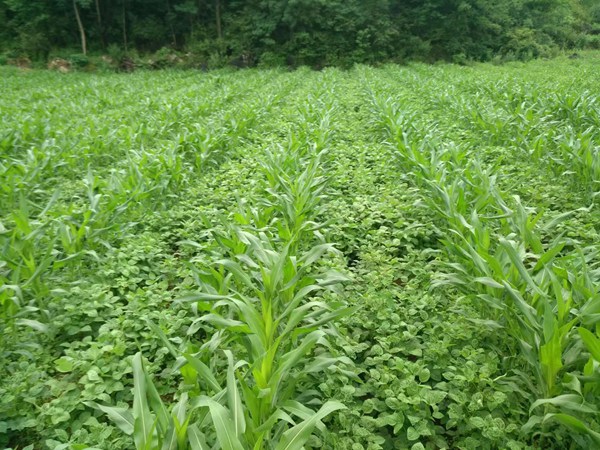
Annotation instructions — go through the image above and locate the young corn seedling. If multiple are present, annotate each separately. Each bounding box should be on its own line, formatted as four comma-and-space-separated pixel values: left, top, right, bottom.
0, 203, 54, 351
552, 126, 600, 192
2, 202, 56, 305
296, 92, 337, 152
176, 130, 350, 448
86, 353, 198, 450
179, 229, 352, 449
258, 146, 328, 250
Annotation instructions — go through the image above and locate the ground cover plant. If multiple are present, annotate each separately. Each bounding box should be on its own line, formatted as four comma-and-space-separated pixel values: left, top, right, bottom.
1, 53, 600, 449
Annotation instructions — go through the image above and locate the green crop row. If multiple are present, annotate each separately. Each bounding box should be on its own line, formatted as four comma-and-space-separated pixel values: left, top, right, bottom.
367, 70, 600, 447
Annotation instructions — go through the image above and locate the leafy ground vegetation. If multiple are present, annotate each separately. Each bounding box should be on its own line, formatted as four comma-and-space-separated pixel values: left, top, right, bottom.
2, 53, 600, 449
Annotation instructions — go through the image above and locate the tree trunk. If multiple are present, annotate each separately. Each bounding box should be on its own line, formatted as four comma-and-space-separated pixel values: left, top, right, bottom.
122, 0, 128, 52
95, 0, 106, 50
166, 0, 177, 47
73, 0, 87, 55
215, 0, 222, 40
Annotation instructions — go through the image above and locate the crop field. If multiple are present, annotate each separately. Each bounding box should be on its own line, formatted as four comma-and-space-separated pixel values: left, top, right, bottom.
2, 55, 600, 449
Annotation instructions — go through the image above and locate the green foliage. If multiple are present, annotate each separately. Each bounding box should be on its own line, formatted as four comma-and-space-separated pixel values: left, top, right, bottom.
365, 56, 600, 447
2, 55, 600, 449
68, 54, 89, 69
0, 0, 599, 66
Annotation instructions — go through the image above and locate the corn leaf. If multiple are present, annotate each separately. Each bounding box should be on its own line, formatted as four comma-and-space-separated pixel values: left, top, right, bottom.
274, 401, 345, 450
84, 401, 134, 435
225, 350, 246, 437
578, 327, 600, 361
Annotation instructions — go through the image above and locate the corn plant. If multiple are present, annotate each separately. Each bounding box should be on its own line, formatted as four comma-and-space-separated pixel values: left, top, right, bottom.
179, 230, 351, 448
86, 353, 198, 449
1, 204, 55, 305
0, 204, 54, 355
258, 145, 328, 249
367, 84, 600, 445
552, 126, 600, 192
172, 112, 351, 448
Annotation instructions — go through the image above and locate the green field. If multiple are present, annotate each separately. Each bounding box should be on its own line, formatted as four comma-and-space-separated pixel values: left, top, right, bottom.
2, 55, 600, 449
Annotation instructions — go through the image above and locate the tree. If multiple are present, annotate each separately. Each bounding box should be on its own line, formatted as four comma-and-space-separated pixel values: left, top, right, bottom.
73, 0, 88, 54
0, 0, 597, 64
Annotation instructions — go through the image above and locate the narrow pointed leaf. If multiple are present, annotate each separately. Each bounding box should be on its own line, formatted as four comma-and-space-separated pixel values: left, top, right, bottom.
84, 401, 134, 435
578, 328, 600, 361
188, 424, 210, 450
275, 401, 345, 450
183, 354, 222, 393
132, 353, 154, 449
198, 398, 245, 450
225, 350, 246, 437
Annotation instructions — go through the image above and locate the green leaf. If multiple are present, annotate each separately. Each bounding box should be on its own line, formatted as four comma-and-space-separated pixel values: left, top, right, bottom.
132, 352, 154, 449
275, 401, 345, 450
255, 408, 295, 434
502, 281, 540, 331
161, 425, 177, 450
578, 328, 600, 361
15, 318, 49, 333
176, 292, 233, 303
541, 210, 576, 231
188, 424, 209, 450
216, 259, 255, 291
317, 270, 352, 287
87, 369, 101, 382
474, 277, 503, 289
145, 318, 179, 359
183, 353, 222, 393
469, 417, 486, 429
197, 313, 252, 333
272, 330, 324, 389
499, 238, 544, 296
143, 363, 171, 436
298, 243, 334, 267
55, 357, 74, 373
84, 401, 134, 435
418, 368, 430, 383
407, 426, 420, 441
282, 400, 321, 424
196, 398, 245, 450
540, 329, 562, 392
224, 350, 246, 437
543, 413, 600, 444
533, 242, 565, 272
530, 394, 596, 415
172, 392, 189, 429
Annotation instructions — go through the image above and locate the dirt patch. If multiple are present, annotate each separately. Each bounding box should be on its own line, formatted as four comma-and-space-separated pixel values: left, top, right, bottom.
8, 57, 31, 69
48, 58, 71, 73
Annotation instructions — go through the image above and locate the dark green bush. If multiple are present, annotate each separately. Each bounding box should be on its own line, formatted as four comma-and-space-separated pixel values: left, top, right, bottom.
68, 54, 89, 69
